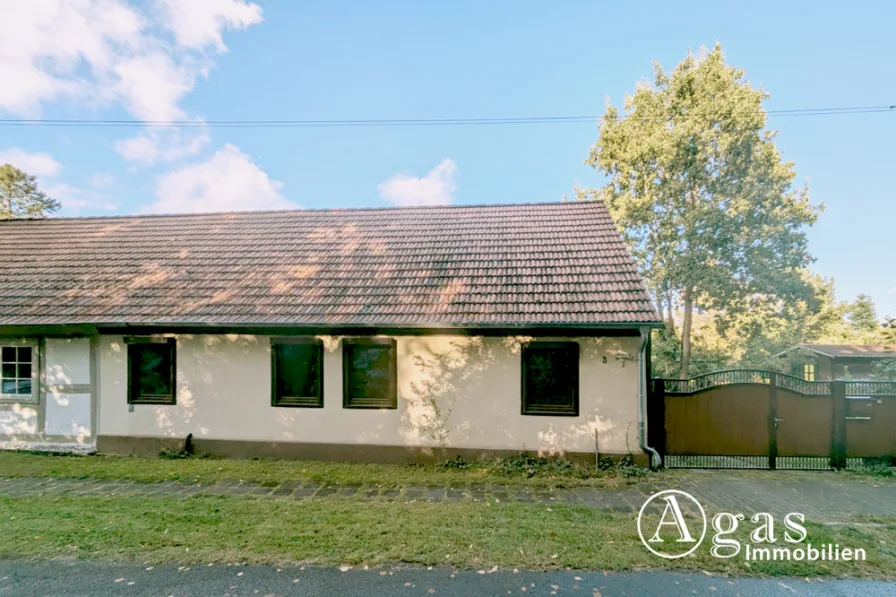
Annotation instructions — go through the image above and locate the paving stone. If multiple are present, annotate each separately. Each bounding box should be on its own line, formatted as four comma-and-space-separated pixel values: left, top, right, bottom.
1, 471, 894, 518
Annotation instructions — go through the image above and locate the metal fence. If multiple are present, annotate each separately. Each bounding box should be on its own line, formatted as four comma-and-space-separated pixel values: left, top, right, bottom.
650, 370, 896, 471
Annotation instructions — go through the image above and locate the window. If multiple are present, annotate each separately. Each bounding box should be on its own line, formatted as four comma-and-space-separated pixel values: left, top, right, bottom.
343, 338, 397, 409
803, 363, 816, 382
271, 338, 324, 407
1, 345, 35, 399
127, 338, 176, 404
521, 342, 579, 416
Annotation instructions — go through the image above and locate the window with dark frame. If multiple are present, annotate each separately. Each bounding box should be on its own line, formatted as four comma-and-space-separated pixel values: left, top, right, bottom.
271, 338, 324, 407
127, 338, 176, 404
1, 346, 33, 397
342, 338, 397, 409
521, 342, 579, 416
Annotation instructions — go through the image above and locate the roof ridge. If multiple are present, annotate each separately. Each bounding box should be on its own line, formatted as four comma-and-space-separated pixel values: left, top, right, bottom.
0, 200, 600, 223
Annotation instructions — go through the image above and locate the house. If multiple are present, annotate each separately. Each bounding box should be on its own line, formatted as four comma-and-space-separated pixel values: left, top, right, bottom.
0, 201, 662, 464
780, 344, 896, 381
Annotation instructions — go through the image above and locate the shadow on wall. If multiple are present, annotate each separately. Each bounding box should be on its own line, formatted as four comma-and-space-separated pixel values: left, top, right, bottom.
103, 332, 640, 458
398, 336, 640, 458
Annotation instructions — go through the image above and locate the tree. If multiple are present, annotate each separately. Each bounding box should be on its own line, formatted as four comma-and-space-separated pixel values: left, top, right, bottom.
846, 293, 880, 341
0, 164, 60, 219
584, 44, 821, 377
883, 317, 896, 344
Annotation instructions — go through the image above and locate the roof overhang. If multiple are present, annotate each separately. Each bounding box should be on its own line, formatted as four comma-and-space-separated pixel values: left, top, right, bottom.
0, 320, 663, 338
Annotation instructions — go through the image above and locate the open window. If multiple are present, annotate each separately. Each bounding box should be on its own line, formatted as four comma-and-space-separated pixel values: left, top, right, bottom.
271, 337, 324, 407
127, 337, 176, 404
521, 341, 579, 416
342, 338, 397, 409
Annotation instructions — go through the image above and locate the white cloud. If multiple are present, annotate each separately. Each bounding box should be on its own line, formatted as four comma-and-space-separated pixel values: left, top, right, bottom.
0, 1, 146, 116
0, 149, 62, 177
145, 144, 296, 214
378, 159, 458, 207
114, 128, 210, 166
0, 148, 115, 214
89, 172, 116, 188
0, 0, 263, 165
113, 52, 198, 122
155, 0, 263, 51
45, 182, 117, 215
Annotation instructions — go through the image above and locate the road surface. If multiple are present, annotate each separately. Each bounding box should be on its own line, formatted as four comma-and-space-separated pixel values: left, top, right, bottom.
0, 560, 892, 596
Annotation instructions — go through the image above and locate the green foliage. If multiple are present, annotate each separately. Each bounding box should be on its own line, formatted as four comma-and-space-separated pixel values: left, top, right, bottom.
846, 294, 881, 342
871, 351, 896, 381
437, 452, 649, 480
584, 44, 821, 377
0, 164, 61, 219
158, 448, 193, 460
439, 455, 472, 470
882, 318, 896, 344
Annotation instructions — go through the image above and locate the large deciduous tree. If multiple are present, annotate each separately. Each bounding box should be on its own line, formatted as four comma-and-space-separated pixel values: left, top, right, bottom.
0, 164, 61, 219
584, 44, 821, 377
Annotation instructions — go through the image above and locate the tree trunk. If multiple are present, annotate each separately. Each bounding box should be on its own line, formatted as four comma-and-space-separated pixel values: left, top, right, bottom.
665, 290, 676, 334
679, 286, 694, 378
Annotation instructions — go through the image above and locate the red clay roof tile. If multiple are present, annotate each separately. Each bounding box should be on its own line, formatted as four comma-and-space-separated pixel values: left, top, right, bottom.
0, 201, 660, 328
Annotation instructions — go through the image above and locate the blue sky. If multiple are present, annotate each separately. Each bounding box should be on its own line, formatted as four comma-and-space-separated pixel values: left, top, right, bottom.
1, 1, 894, 317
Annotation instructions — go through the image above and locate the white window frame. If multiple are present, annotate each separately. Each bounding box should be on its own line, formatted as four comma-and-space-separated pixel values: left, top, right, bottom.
0, 339, 39, 403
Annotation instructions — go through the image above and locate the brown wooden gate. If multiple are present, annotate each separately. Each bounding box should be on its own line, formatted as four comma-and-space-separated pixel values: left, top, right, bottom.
648, 371, 896, 470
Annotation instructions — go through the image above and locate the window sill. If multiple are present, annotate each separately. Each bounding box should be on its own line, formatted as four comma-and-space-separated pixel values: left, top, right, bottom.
272, 400, 324, 408
521, 409, 580, 417
0, 396, 39, 406
343, 402, 397, 410
128, 397, 177, 406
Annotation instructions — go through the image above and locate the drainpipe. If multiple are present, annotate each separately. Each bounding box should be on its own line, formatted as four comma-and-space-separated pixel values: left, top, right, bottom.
638, 326, 662, 470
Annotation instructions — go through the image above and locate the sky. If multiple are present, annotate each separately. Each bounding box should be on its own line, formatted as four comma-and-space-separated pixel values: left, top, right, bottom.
1, 1, 894, 318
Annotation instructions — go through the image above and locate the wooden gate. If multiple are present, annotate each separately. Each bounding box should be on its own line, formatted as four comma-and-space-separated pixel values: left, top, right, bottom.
648, 370, 896, 470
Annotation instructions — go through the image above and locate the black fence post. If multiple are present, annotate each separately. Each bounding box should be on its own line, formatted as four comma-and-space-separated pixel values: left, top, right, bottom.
830, 379, 847, 470
647, 377, 666, 466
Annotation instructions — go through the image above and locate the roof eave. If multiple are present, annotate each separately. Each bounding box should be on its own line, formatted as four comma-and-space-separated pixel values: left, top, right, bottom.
0, 319, 664, 337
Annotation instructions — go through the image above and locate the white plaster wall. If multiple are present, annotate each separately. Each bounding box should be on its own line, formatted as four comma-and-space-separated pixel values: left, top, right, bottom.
97, 334, 641, 455
46, 338, 91, 385
0, 405, 38, 435
44, 393, 92, 438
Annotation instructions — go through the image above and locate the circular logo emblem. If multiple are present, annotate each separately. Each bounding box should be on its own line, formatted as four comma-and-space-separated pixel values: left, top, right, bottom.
637, 489, 707, 559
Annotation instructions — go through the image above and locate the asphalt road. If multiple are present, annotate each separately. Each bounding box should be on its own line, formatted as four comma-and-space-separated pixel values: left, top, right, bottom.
0, 561, 892, 597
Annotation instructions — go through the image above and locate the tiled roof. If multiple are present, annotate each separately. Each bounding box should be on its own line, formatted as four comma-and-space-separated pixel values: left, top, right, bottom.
798, 345, 896, 358
0, 201, 660, 328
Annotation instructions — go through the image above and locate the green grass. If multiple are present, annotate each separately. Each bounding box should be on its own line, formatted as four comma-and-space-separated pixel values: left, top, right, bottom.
0, 451, 653, 489
1, 494, 893, 578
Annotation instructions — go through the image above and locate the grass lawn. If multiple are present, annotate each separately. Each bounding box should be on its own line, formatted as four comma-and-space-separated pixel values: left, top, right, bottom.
0, 451, 655, 489
1, 493, 893, 579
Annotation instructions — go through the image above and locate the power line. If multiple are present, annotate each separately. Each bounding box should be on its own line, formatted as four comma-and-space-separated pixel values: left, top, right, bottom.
0, 105, 893, 128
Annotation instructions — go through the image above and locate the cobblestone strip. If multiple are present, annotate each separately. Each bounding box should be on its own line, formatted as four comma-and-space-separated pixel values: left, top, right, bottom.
1, 474, 894, 518
0, 476, 650, 510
